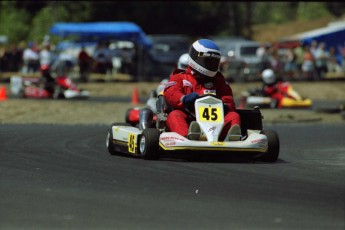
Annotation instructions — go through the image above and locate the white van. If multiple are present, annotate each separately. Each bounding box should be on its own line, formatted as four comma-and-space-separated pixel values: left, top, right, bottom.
213, 37, 264, 82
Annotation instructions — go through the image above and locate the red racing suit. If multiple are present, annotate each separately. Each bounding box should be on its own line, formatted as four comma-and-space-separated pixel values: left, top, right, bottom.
262, 81, 293, 108
164, 67, 240, 139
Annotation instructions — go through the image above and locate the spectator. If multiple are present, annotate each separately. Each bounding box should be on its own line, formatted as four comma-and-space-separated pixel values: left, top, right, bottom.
51, 50, 75, 76
120, 47, 135, 74
284, 48, 297, 80
256, 43, 270, 73
335, 45, 344, 68
314, 42, 329, 79
301, 45, 316, 81
22, 42, 40, 74
327, 47, 343, 74
269, 49, 283, 76
39, 44, 53, 67
293, 42, 304, 79
93, 41, 113, 75
0, 45, 11, 72
309, 40, 318, 58
78, 46, 92, 82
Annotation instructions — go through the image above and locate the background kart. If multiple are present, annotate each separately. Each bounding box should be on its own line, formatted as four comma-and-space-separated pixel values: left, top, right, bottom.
10, 75, 90, 99
238, 82, 312, 109
107, 94, 280, 162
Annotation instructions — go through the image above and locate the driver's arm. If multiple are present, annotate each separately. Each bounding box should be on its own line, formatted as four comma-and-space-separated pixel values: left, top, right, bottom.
164, 74, 191, 110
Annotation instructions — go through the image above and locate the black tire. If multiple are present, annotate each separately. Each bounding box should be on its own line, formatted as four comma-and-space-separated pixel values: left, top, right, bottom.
106, 123, 131, 155
139, 128, 161, 160
260, 130, 280, 162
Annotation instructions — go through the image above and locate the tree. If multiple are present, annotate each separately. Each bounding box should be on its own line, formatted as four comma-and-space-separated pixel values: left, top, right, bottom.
29, 1, 92, 45
0, 1, 31, 44
1, 1, 345, 45
297, 2, 331, 21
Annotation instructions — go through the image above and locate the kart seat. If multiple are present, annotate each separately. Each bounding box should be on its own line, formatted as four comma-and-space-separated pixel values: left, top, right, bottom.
155, 95, 172, 131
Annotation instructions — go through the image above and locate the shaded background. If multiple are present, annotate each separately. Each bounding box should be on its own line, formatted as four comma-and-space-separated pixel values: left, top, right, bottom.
1, 1, 345, 44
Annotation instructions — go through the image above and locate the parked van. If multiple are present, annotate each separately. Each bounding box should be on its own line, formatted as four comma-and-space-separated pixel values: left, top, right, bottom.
146, 34, 191, 81
213, 37, 265, 82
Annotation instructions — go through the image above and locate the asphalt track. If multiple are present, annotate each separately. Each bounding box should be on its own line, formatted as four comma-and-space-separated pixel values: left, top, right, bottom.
0, 123, 344, 230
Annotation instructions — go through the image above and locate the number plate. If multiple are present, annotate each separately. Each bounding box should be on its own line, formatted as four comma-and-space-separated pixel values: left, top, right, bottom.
198, 106, 222, 122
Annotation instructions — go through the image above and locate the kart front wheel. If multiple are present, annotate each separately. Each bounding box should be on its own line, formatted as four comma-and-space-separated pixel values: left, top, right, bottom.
139, 128, 161, 160
106, 130, 117, 155
106, 123, 131, 155
260, 130, 280, 162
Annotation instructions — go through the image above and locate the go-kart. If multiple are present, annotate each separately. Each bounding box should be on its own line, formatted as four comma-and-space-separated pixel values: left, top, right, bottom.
10, 75, 90, 99
107, 94, 280, 162
238, 82, 312, 109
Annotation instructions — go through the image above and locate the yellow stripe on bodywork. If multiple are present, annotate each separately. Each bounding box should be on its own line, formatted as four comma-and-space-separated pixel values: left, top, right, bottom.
159, 143, 267, 152
113, 140, 128, 146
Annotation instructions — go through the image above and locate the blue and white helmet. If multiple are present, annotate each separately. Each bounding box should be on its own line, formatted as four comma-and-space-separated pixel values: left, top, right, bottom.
188, 39, 221, 78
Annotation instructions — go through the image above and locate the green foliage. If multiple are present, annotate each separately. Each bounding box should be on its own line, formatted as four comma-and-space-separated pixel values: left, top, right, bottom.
297, 2, 331, 21
0, 2, 31, 44
0, 1, 93, 45
253, 2, 297, 25
0, 1, 343, 45
29, 6, 65, 45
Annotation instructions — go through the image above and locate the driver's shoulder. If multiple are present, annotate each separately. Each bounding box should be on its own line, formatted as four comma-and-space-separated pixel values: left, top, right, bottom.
171, 68, 186, 75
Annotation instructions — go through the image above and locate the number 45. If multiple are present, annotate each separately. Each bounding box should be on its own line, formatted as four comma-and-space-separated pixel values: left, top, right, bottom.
202, 108, 218, 121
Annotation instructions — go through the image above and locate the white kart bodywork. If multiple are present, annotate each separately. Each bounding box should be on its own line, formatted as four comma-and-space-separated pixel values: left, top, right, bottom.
63, 89, 90, 99
109, 95, 269, 157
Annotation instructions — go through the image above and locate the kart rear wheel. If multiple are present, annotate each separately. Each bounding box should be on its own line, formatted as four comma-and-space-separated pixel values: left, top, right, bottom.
106, 123, 131, 155
260, 130, 280, 162
139, 128, 160, 160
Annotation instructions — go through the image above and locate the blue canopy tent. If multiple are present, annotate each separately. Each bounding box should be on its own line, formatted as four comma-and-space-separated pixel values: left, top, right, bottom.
50, 21, 152, 48
49, 22, 153, 81
279, 21, 345, 52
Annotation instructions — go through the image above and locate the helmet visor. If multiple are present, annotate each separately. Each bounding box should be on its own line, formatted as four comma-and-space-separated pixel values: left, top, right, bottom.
189, 47, 220, 72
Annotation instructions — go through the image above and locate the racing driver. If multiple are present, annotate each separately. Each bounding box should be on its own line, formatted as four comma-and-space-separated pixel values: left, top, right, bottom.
163, 38, 241, 141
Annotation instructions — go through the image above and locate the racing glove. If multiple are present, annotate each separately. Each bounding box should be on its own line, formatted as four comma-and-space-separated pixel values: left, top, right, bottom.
182, 92, 199, 105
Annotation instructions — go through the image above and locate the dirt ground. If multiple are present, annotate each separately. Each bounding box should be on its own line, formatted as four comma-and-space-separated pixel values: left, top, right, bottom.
0, 79, 345, 125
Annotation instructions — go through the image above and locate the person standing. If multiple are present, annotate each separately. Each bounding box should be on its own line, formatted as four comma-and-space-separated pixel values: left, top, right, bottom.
22, 42, 40, 74
314, 42, 329, 80
39, 44, 53, 67
78, 46, 92, 82
93, 41, 113, 75
256, 43, 270, 73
